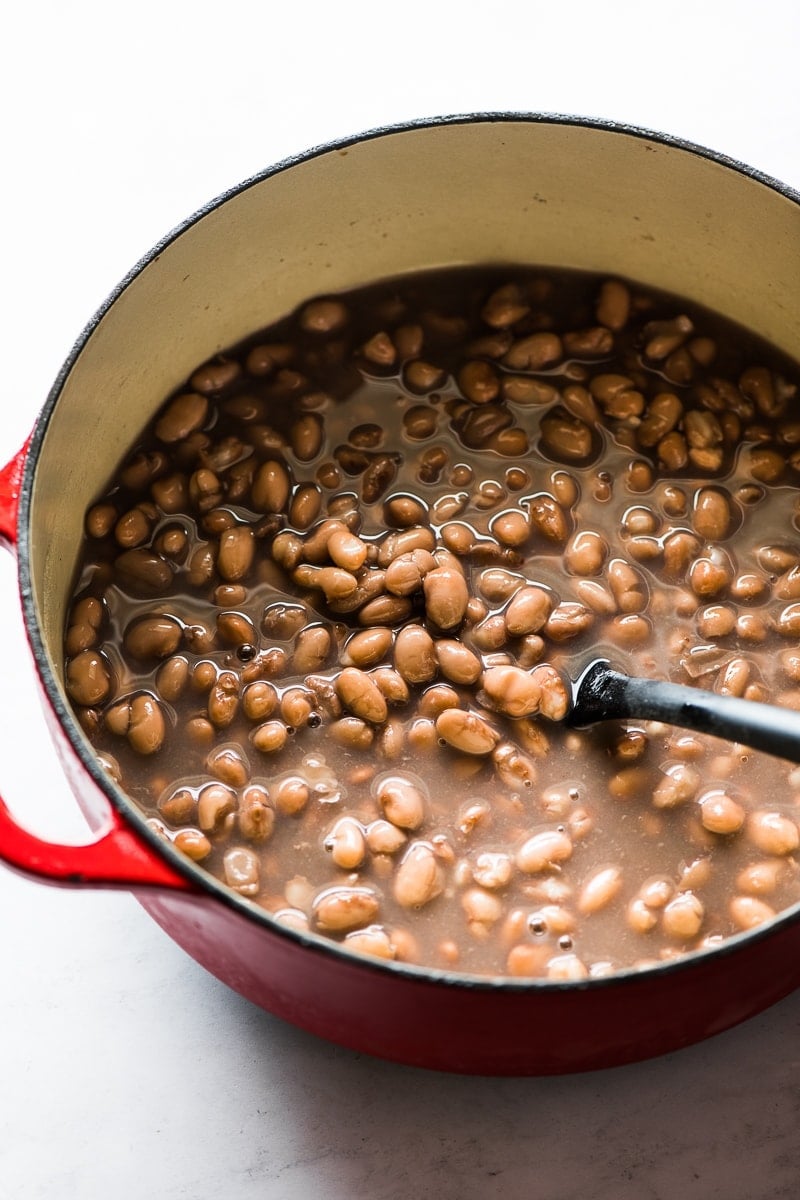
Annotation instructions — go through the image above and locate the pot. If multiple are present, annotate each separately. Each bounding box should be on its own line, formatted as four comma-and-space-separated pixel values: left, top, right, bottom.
2, 114, 799, 1076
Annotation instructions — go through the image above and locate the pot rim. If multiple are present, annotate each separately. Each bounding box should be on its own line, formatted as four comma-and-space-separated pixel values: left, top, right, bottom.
19, 110, 800, 994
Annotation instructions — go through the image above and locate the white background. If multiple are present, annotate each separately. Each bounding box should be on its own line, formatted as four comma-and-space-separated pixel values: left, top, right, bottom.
1, 2, 799, 1197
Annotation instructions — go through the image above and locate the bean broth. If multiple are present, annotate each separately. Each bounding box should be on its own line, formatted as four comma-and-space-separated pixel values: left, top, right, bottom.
63, 266, 800, 978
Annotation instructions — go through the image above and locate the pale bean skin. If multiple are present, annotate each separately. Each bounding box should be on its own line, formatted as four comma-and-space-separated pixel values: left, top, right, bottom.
313, 887, 380, 932
479, 665, 543, 717
746, 811, 800, 856
393, 842, 444, 908
366, 819, 407, 854
423, 566, 469, 630
251, 460, 291, 512
324, 817, 367, 869
661, 892, 704, 940
434, 638, 482, 685
735, 860, 786, 895
471, 851, 513, 890
250, 720, 288, 754
342, 627, 393, 668
577, 866, 623, 914
155, 392, 208, 443
564, 530, 608, 576
729, 895, 776, 930
692, 487, 732, 541
435, 708, 500, 755
335, 668, 388, 724
217, 526, 255, 582
516, 830, 573, 874
504, 585, 553, 635
699, 791, 746, 835
66, 650, 112, 707
376, 775, 426, 830
223, 847, 261, 896
394, 625, 437, 684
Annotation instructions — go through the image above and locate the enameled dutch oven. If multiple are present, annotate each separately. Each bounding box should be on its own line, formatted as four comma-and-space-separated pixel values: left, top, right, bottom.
2, 114, 799, 1076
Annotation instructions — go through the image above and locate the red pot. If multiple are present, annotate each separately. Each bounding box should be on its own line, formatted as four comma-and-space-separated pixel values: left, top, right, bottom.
2, 114, 799, 1075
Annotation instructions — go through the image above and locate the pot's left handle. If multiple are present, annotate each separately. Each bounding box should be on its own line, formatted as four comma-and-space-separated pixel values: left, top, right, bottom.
0, 442, 192, 891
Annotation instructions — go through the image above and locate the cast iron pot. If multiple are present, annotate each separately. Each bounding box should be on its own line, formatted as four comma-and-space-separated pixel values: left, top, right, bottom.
2, 114, 799, 1076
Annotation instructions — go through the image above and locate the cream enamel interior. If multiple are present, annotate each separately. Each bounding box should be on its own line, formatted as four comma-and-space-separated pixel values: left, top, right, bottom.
28, 119, 800, 685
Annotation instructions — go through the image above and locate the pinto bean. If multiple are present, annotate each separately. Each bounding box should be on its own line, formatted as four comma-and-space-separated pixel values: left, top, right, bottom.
423, 566, 468, 630
435, 708, 500, 755
394, 625, 437, 684
335, 668, 388, 724
393, 843, 444, 908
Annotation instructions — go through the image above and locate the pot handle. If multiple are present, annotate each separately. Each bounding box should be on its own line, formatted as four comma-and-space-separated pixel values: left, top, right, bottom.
0, 442, 193, 891
0, 438, 29, 549
0, 795, 194, 889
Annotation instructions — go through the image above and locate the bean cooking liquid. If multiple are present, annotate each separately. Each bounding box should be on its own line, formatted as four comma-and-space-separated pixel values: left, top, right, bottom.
64, 267, 800, 978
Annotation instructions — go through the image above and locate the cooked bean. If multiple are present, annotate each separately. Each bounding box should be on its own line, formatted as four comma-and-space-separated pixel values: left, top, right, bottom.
479, 665, 542, 718
435, 708, 500, 755
155, 392, 209, 443
392, 625, 436, 684
434, 638, 482, 685
115, 548, 173, 596
564, 529, 607, 576
540, 413, 593, 462
504, 585, 554, 635
341, 627, 391, 668
366, 819, 407, 855
652, 763, 700, 809
528, 494, 569, 543
699, 790, 745, 835
174, 829, 213, 861
236, 785, 275, 842
223, 846, 261, 896
289, 482, 323, 530
747, 811, 800, 856
335, 668, 388, 724
578, 866, 623, 915
290, 413, 323, 461
66, 650, 112, 707
358, 594, 413, 627
323, 817, 367, 870
543, 602, 593, 642
377, 775, 426, 831
314, 886, 379, 932
393, 842, 444, 908
693, 487, 732, 541
328, 717, 374, 750
207, 673, 239, 729
730, 895, 777, 930
423, 566, 468, 630
502, 331, 562, 371
516, 829, 573, 874
661, 892, 704, 940
250, 720, 288, 754
251, 460, 291, 513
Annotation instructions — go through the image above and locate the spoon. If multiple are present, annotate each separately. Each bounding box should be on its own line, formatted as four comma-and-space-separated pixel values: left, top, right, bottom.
568, 659, 800, 762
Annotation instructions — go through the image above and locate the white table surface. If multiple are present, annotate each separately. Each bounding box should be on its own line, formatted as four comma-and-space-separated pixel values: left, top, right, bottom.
2, 4, 800, 1197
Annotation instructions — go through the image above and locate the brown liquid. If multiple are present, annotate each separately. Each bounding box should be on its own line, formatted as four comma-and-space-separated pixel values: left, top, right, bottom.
64, 266, 800, 978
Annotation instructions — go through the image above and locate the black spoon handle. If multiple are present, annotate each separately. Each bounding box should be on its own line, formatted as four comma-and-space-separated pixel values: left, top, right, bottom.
570, 660, 800, 763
